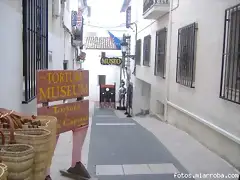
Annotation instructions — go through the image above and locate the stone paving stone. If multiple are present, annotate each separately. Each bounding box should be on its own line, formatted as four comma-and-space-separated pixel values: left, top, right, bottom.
122, 164, 151, 175
96, 165, 124, 175
148, 163, 179, 174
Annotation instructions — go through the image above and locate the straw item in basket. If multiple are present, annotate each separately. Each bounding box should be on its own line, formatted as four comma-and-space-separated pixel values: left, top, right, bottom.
35, 116, 57, 170
0, 163, 8, 180
0, 108, 42, 144
14, 128, 51, 180
0, 109, 49, 145
0, 165, 6, 180
0, 130, 35, 180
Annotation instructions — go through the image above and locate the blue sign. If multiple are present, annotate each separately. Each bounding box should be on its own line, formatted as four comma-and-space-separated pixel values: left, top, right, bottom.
71, 11, 77, 27
126, 6, 131, 28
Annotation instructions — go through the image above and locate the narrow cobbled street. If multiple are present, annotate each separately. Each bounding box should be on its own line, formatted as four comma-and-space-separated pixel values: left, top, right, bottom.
87, 108, 192, 180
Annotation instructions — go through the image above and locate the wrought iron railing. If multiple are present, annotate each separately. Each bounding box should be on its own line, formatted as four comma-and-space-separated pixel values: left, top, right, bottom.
143, 0, 169, 14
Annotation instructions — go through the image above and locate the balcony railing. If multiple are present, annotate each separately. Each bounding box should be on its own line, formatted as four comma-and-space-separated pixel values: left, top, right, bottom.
143, 0, 169, 14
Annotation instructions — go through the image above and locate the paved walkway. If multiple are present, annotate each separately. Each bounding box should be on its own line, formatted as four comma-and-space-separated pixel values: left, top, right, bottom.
87, 108, 192, 180
51, 107, 239, 180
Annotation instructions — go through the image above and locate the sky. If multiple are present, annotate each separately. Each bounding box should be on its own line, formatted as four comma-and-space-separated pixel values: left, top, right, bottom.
71, 0, 125, 27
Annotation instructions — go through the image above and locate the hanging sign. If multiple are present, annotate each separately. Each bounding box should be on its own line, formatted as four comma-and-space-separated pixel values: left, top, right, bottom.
100, 57, 122, 65
126, 6, 131, 28
71, 11, 77, 27
76, 8, 83, 29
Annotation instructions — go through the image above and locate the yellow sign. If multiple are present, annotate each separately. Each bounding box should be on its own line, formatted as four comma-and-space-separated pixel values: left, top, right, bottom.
101, 57, 122, 65
37, 70, 89, 103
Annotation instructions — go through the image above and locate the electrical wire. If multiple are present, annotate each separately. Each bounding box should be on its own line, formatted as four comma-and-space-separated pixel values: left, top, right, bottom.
138, 13, 169, 34
83, 23, 126, 29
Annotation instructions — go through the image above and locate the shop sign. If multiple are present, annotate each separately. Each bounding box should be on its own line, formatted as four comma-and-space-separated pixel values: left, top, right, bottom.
37, 100, 89, 134
71, 11, 77, 27
36, 70, 89, 103
36, 69, 89, 134
100, 57, 122, 65
126, 6, 131, 28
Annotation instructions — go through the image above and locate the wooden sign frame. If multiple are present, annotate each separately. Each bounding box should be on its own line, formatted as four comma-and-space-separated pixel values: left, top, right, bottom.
36, 70, 89, 134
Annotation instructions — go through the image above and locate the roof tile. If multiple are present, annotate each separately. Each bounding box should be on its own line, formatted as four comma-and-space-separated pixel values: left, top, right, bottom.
85, 37, 120, 50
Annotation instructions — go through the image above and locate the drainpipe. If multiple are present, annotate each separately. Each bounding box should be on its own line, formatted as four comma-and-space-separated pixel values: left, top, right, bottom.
130, 22, 138, 75
164, 0, 179, 122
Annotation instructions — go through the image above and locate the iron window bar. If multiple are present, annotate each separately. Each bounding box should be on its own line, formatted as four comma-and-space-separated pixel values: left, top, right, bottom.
220, 3, 240, 104
135, 39, 142, 65
22, 0, 48, 103
154, 27, 167, 78
176, 22, 198, 88
143, 35, 151, 66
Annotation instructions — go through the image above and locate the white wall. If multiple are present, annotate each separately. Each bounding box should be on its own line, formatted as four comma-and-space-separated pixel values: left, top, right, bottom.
0, 0, 74, 114
49, 0, 74, 71
130, 0, 240, 168
168, 0, 240, 138
82, 50, 122, 103
0, 1, 23, 112
131, 0, 240, 137
130, 0, 169, 115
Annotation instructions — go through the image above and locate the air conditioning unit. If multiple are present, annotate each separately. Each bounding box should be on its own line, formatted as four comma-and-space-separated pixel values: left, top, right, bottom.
52, 0, 61, 17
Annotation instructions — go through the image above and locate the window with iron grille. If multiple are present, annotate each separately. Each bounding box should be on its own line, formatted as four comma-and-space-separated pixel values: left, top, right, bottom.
220, 4, 240, 104
154, 28, 167, 77
22, 0, 48, 103
143, 35, 151, 66
176, 22, 198, 88
135, 39, 142, 65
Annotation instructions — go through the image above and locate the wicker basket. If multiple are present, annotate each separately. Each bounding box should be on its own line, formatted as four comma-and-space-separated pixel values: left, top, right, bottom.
14, 129, 51, 180
0, 163, 8, 180
36, 116, 57, 170
0, 144, 34, 180
0, 166, 6, 180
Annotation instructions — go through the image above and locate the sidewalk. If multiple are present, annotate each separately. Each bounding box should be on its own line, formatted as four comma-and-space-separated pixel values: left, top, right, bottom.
50, 107, 239, 180
129, 114, 239, 179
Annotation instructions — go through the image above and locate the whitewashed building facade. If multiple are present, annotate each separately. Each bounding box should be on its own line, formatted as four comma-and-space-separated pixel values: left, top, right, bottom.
83, 29, 127, 104
121, 0, 240, 169
0, 0, 87, 113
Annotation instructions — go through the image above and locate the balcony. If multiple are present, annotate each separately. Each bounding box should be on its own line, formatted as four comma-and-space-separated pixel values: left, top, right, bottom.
143, 0, 170, 19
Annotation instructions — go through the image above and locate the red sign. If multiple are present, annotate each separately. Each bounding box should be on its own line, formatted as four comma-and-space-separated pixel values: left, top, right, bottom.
37, 100, 89, 134
77, 8, 82, 28
36, 70, 89, 103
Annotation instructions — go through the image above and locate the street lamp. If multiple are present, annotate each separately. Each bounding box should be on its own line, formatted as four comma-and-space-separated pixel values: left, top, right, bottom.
120, 34, 134, 117
121, 41, 128, 55
121, 40, 135, 59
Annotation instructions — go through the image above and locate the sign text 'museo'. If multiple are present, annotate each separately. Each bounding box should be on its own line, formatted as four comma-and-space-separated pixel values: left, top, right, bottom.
37, 70, 89, 103
100, 57, 122, 65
